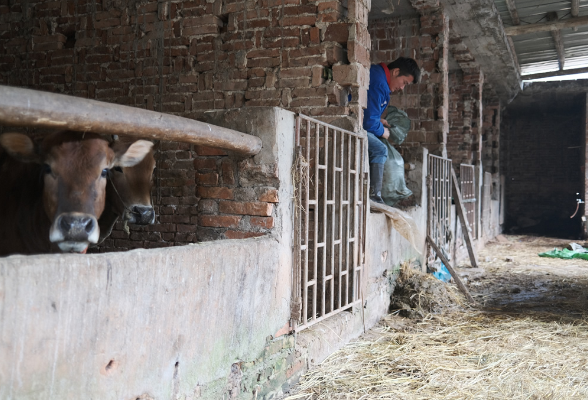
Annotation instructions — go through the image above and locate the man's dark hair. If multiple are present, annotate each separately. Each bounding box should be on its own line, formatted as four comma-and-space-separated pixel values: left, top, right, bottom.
387, 57, 420, 84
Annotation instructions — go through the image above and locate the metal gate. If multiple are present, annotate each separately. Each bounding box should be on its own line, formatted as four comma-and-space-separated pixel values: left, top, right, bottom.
292, 114, 368, 331
460, 164, 477, 237
427, 155, 453, 258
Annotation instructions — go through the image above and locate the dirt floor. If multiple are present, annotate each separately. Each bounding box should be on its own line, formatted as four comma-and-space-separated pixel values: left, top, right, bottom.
283, 235, 588, 399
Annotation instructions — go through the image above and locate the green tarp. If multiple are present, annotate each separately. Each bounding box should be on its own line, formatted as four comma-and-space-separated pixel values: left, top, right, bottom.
538, 248, 588, 261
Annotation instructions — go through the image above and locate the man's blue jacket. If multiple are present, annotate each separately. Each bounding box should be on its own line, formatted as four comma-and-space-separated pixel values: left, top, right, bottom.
363, 64, 391, 138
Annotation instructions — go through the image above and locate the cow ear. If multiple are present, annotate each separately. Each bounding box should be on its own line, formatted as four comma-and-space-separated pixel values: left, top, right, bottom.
0, 133, 40, 163
113, 140, 153, 167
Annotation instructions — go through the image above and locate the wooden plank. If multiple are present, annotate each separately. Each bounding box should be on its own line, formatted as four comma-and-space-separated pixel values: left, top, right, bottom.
507, 36, 521, 74
505, 0, 520, 25
0, 85, 262, 156
451, 168, 480, 268
427, 235, 476, 304
572, 0, 580, 17
504, 15, 588, 36
547, 12, 566, 70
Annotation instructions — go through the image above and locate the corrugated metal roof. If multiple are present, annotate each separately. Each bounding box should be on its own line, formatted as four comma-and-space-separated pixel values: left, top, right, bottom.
493, 0, 588, 76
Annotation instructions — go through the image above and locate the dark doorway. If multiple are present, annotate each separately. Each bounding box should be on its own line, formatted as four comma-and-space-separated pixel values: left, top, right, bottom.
501, 82, 586, 238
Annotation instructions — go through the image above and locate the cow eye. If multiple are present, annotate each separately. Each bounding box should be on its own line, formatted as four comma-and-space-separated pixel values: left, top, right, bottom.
113, 166, 123, 173
101, 168, 109, 178
42, 164, 52, 174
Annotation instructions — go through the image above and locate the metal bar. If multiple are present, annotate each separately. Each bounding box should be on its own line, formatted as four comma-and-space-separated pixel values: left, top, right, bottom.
295, 300, 362, 331
303, 118, 311, 325
0, 85, 262, 156
294, 114, 367, 332
345, 131, 351, 306
330, 128, 336, 314
297, 114, 367, 139
313, 121, 319, 322
338, 132, 344, 310
322, 125, 328, 318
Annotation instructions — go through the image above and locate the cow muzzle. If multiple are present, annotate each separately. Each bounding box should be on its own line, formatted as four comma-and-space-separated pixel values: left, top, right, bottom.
50, 212, 100, 253
125, 205, 156, 225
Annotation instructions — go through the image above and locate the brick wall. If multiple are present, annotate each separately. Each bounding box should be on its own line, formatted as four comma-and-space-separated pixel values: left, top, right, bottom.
482, 95, 500, 197
447, 69, 484, 170
0, 0, 371, 249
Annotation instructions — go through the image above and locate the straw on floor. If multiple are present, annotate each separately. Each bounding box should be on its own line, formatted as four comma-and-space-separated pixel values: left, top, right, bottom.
285, 263, 588, 400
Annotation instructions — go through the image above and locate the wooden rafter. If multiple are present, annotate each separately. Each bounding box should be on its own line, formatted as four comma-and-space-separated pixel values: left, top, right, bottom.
547, 12, 566, 70
521, 66, 588, 80
572, 0, 580, 17
505, 0, 520, 25
504, 15, 588, 35
507, 36, 521, 74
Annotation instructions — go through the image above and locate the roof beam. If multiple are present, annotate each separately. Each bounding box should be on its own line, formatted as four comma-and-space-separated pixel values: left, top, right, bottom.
505, 0, 520, 25
572, 0, 580, 17
521, 66, 588, 80
547, 12, 566, 70
507, 36, 521, 74
504, 15, 588, 35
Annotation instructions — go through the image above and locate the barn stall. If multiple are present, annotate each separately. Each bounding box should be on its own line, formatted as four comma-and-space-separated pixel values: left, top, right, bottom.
0, 88, 429, 399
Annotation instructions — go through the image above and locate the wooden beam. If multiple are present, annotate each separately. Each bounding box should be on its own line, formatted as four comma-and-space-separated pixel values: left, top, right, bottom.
521, 66, 588, 80
547, 12, 566, 70
505, 0, 520, 25
451, 168, 480, 269
426, 235, 476, 304
507, 36, 521, 74
572, 0, 580, 17
0, 85, 263, 156
504, 15, 588, 35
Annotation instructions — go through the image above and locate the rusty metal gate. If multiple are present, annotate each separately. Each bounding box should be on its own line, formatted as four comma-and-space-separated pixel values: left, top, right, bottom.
292, 114, 368, 331
460, 164, 477, 238
427, 154, 453, 259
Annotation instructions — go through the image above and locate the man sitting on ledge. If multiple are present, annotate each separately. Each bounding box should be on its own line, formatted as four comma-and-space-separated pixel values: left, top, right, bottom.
363, 57, 420, 204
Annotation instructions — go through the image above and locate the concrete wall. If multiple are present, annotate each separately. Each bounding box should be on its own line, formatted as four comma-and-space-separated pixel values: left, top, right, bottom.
0, 106, 437, 399
1, 107, 297, 400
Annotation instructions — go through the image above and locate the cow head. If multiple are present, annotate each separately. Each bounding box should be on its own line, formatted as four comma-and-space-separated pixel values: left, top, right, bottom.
108, 138, 156, 225
0, 132, 153, 253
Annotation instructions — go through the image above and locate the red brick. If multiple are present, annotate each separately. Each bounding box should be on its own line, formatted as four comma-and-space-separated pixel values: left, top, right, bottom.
196, 172, 219, 185
194, 158, 218, 170
224, 231, 265, 239
221, 159, 235, 185
281, 16, 316, 26
324, 23, 349, 44
200, 215, 241, 228
251, 217, 274, 229
219, 201, 273, 216
198, 187, 234, 199
258, 189, 279, 202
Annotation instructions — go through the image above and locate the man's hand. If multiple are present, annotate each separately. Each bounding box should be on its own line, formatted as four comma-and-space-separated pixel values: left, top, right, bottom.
380, 118, 390, 128
381, 127, 390, 140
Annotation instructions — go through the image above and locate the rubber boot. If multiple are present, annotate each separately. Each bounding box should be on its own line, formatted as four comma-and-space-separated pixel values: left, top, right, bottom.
369, 163, 385, 204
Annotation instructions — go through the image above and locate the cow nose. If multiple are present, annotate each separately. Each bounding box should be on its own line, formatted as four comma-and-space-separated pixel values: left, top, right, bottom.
58, 214, 97, 241
131, 205, 156, 224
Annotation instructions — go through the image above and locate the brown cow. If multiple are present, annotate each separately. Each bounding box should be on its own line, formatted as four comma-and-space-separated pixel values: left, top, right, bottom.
96, 138, 156, 244
0, 131, 153, 256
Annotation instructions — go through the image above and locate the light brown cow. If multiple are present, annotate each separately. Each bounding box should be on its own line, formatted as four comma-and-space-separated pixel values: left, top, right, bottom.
97, 138, 157, 244
0, 131, 152, 256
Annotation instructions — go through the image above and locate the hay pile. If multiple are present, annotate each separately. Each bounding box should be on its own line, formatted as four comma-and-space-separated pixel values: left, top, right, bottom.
285, 262, 588, 400
389, 262, 465, 318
